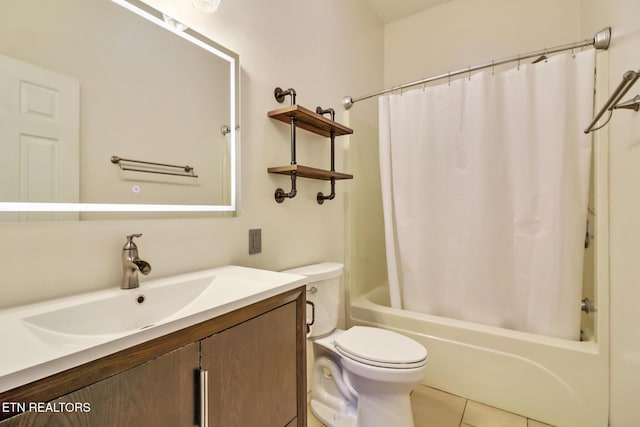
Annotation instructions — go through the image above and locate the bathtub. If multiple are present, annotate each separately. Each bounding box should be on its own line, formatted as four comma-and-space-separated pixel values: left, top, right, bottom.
350, 286, 608, 427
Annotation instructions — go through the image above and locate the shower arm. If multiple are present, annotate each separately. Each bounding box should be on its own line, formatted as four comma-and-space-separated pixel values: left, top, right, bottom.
584, 70, 640, 133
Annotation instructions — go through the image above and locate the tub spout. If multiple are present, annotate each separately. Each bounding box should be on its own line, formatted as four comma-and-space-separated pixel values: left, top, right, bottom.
581, 297, 596, 313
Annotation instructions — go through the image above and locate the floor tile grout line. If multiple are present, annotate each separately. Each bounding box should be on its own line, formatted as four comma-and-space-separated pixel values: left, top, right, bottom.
459, 397, 470, 427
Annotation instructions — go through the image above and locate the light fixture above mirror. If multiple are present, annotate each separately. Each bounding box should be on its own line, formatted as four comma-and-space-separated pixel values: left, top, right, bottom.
192, 0, 222, 14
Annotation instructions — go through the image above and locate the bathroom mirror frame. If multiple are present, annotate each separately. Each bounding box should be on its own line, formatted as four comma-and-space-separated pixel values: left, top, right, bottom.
0, 0, 239, 216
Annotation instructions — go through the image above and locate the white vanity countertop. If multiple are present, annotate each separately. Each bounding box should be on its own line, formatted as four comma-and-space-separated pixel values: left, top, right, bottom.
0, 265, 306, 393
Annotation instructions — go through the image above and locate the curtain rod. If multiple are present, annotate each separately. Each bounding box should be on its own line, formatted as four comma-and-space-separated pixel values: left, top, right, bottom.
342, 27, 611, 110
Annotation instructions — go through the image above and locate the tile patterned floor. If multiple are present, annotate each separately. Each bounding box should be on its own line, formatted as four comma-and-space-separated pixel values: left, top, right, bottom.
308, 385, 554, 427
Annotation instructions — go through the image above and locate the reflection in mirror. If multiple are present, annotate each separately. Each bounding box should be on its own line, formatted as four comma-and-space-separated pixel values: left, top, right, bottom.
0, 0, 238, 221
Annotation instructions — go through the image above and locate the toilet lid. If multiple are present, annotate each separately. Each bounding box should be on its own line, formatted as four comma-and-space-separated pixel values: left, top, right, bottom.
334, 326, 428, 369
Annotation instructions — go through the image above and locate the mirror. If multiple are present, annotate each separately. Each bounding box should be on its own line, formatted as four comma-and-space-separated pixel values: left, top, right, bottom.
0, 0, 238, 221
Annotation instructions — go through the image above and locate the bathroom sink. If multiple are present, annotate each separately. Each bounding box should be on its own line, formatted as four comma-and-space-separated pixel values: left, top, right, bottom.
21, 268, 296, 338
23, 276, 212, 336
1, 265, 306, 394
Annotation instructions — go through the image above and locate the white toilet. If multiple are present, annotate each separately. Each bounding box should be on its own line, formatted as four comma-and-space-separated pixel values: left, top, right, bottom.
284, 262, 428, 427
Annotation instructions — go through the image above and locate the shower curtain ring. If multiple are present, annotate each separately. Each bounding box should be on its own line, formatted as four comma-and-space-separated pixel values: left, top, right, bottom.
517, 55, 521, 71
491, 60, 495, 76
448, 72, 451, 86
468, 66, 471, 81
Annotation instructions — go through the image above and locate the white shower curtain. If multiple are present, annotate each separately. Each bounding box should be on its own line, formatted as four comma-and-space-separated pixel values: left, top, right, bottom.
379, 50, 595, 340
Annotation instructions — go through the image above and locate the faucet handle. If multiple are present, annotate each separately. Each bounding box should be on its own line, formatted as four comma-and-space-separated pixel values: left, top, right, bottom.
124, 233, 143, 249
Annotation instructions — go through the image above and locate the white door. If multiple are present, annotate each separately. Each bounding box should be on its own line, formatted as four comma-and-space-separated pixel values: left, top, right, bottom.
0, 53, 79, 222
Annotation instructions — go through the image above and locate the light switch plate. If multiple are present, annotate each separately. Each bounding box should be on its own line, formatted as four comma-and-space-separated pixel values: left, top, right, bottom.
249, 229, 262, 254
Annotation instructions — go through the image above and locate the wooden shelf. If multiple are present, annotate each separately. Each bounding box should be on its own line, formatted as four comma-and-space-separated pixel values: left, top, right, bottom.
267, 96, 353, 203
268, 105, 353, 138
268, 165, 353, 181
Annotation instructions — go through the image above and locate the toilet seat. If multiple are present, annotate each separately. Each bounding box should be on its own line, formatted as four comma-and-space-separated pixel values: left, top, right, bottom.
334, 326, 428, 369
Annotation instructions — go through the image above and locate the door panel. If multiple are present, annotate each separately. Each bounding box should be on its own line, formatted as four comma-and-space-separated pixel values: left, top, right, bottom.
0, 53, 79, 221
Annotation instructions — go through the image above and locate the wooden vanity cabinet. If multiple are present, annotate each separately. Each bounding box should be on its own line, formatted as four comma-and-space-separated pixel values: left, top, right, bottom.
0, 287, 306, 427
1, 343, 200, 427
202, 301, 298, 427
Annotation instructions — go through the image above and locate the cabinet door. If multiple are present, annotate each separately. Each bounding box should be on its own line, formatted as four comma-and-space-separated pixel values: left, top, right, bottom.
1, 342, 199, 427
201, 302, 298, 427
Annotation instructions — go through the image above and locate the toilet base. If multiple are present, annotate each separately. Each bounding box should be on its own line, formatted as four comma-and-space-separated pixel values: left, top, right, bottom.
356, 392, 415, 427
310, 399, 356, 427
311, 393, 415, 427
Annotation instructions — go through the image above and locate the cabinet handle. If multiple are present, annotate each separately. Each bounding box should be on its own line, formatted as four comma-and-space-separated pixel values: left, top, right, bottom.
200, 369, 209, 427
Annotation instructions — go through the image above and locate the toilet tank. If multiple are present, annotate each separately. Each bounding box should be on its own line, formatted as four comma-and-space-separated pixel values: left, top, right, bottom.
283, 262, 343, 338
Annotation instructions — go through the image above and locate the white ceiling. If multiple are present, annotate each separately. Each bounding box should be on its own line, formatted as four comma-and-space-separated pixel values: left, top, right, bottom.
366, 0, 452, 23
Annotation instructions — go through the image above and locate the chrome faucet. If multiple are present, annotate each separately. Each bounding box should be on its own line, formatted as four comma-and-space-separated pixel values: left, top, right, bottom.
121, 233, 151, 289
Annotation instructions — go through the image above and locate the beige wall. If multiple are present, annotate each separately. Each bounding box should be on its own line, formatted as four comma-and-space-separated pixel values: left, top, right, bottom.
582, 0, 640, 424
0, 0, 383, 308
383, 0, 581, 88
345, 99, 387, 302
